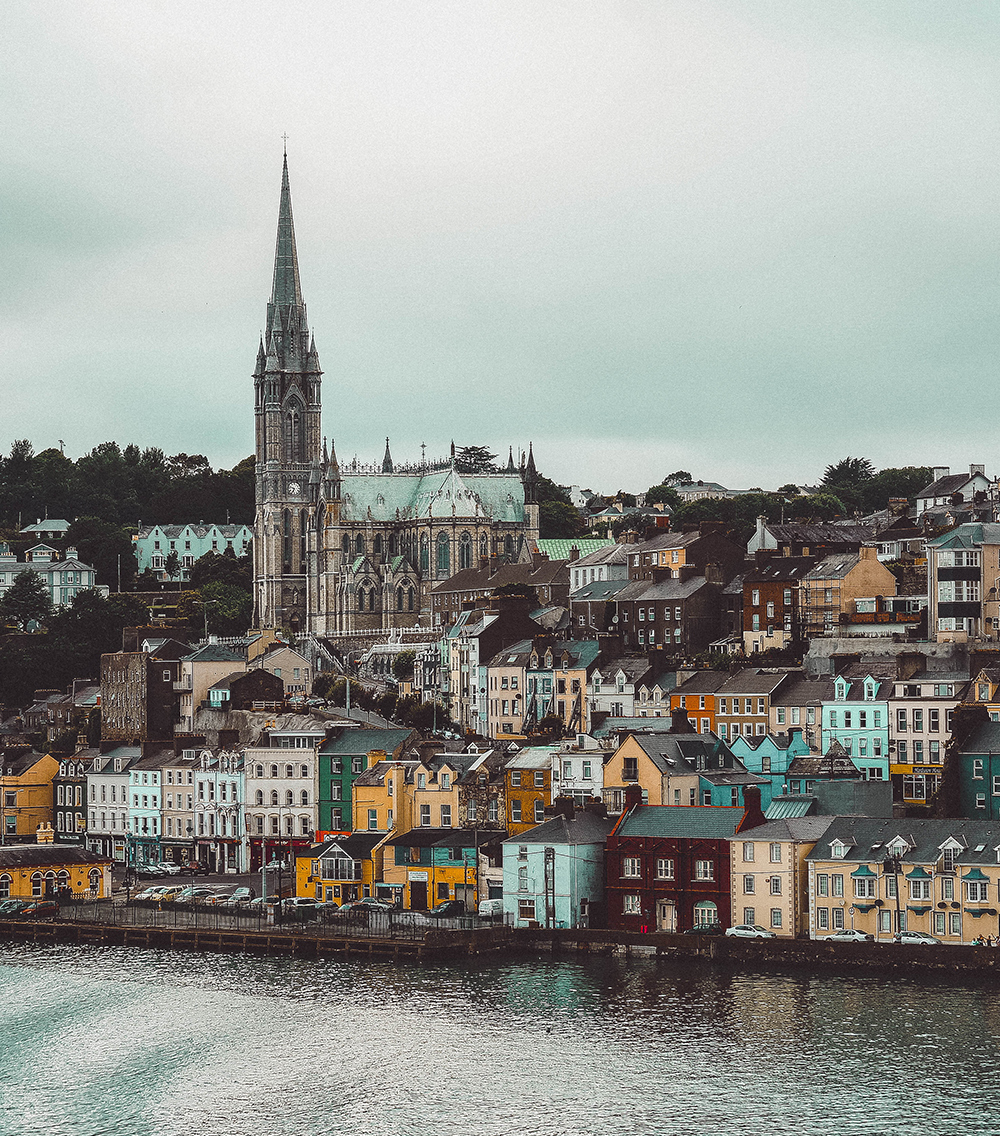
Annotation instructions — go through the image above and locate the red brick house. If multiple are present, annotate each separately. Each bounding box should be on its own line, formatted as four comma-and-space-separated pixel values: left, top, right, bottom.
604, 789, 764, 933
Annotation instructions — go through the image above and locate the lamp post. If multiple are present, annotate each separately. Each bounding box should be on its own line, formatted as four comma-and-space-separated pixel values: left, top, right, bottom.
884, 854, 902, 940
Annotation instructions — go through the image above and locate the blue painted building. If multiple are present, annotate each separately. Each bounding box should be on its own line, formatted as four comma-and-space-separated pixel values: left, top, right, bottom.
821, 673, 890, 781
729, 729, 812, 800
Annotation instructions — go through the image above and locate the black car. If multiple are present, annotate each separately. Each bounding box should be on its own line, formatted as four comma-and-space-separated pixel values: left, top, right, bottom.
681, 922, 726, 936
427, 900, 467, 918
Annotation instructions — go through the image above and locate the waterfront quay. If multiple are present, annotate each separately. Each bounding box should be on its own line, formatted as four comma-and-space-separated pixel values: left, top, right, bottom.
4, 906, 1000, 980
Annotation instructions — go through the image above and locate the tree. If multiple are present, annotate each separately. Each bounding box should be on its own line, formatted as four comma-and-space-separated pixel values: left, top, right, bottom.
454, 446, 498, 474
189, 549, 252, 591
376, 691, 398, 720
663, 471, 692, 485
392, 650, 416, 682
200, 580, 253, 637
858, 467, 932, 513
822, 457, 875, 487
65, 517, 136, 590
776, 483, 801, 499
0, 570, 52, 630
164, 551, 180, 584
644, 483, 682, 509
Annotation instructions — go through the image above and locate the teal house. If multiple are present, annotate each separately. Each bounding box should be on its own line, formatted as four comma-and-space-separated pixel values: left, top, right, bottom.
729, 729, 812, 800
316, 727, 417, 834
821, 673, 891, 782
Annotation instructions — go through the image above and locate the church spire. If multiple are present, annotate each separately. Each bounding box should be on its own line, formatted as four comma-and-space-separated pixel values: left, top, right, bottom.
506, 446, 515, 473
382, 437, 395, 474
270, 151, 304, 314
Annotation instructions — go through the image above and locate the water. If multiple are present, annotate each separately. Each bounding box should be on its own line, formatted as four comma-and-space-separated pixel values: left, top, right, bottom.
0, 943, 998, 1136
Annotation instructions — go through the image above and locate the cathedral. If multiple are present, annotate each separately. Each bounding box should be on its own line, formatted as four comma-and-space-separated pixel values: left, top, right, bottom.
253, 154, 539, 635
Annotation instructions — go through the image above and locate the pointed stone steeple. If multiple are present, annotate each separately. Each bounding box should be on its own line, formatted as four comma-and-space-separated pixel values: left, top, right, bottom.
270, 152, 304, 315
382, 437, 394, 473
522, 442, 538, 504
506, 446, 515, 473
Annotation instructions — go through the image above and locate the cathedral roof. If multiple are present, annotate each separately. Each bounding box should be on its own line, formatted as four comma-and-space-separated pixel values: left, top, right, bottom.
338, 466, 525, 523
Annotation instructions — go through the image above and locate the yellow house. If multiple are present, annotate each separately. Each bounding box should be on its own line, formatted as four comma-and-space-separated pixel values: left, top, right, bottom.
728, 817, 835, 937
380, 827, 486, 911
0, 842, 112, 900
0, 750, 60, 841
295, 833, 384, 904
806, 816, 1000, 945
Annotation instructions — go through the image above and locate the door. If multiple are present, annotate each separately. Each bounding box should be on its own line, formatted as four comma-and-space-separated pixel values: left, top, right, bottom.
658, 901, 676, 933
410, 881, 427, 910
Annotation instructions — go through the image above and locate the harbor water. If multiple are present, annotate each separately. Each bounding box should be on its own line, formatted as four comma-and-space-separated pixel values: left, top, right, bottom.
0, 941, 997, 1136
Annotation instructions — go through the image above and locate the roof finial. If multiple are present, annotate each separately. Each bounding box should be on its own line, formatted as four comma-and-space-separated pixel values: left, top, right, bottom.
282, 132, 289, 156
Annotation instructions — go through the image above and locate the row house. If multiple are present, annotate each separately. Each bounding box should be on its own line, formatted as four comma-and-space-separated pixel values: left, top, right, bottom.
611, 573, 722, 656
806, 816, 1000, 944
626, 527, 744, 585
381, 827, 500, 911
769, 677, 834, 751
21, 682, 100, 747
953, 721, 1000, 820
926, 523, 1000, 641
1, 749, 60, 844
668, 669, 795, 741
505, 747, 555, 836
728, 730, 812, 802
430, 557, 570, 628
53, 753, 89, 844
134, 522, 253, 582
317, 727, 418, 835
588, 656, 654, 719
569, 578, 631, 637
85, 746, 141, 862
193, 749, 246, 873
668, 672, 726, 734
553, 737, 606, 805
747, 518, 877, 559
728, 816, 835, 937
161, 749, 199, 864
605, 796, 763, 933
101, 640, 189, 743
486, 638, 600, 741
602, 729, 769, 815
887, 670, 966, 808
569, 543, 629, 595
244, 725, 324, 870
742, 558, 815, 654
128, 750, 172, 865
502, 804, 613, 928
966, 667, 1000, 721
298, 832, 382, 906
799, 548, 897, 638
820, 672, 891, 781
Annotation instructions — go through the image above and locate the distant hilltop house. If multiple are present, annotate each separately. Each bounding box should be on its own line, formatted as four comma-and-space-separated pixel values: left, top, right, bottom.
672, 480, 731, 502
134, 523, 253, 582
19, 518, 71, 542
0, 542, 107, 613
916, 465, 991, 517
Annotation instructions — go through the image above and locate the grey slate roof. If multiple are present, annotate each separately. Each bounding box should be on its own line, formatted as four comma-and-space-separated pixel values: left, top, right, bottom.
617, 804, 746, 839
0, 845, 109, 867
502, 811, 613, 845
807, 816, 1000, 868
611, 576, 712, 603
572, 543, 629, 568
318, 728, 416, 757
183, 644, 244, 664
730, 816, 836, 844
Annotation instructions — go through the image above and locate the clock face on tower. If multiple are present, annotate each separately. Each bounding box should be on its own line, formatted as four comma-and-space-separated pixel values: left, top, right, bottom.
288, 481, 301, 495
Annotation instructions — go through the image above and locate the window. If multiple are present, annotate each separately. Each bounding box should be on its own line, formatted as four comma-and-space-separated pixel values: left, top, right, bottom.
656, 858, 674, 879
623, 895, 642, 915
854, 877, 876, 898
769, 876, 782, 896
511, 771, 522, 787
832, 907, 845, 930
694, 860, 714, 881
831, 875, 844, 897
967, 880, 989, 903
769, 843, 781, 863
770, 909, 782, 929
534, 771, 544, 788
817, 907, 829, 930
909, 878, 931, 900
367, 809, 378, 830
743, 875, 755, 894
511, 801, 522, 823
743, 907, 756, 925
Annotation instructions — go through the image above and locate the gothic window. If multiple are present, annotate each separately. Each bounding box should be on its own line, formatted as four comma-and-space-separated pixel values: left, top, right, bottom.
357, 587, 366, 612
480, 533, 488, 560
420, 534, 429, 572
373, 534, 383, 556
460, 532, 472, 570
284, 401, 305, 463
396, 587, 405, 611
437, 532, 450, 575
388, 533, 398, 556
408, 588, 415, 612
342, 534, 350, 556
504, 534, 514, 558
283, 510, 292, 567
355, 534, 364, 556
299, 509, 307, 566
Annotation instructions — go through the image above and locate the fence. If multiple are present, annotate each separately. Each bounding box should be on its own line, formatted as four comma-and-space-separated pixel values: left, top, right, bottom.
55, 898, 508, 943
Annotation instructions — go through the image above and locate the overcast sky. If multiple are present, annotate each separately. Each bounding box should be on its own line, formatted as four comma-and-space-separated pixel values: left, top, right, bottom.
4, 1, 999, 493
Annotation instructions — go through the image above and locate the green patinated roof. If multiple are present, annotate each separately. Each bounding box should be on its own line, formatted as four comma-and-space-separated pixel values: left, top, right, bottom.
319, 728, 414, 757
537, 538, 613, 560
764, 797, 815, 820
339, 467, 525, 523
617, 805, 746, 840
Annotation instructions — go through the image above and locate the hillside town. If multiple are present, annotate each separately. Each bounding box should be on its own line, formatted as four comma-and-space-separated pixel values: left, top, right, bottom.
3, 156, 1000, 951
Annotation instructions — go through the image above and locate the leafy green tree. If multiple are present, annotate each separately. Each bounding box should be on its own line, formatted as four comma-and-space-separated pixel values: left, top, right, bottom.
189, 549, 252, 591
644, 483, 682, 509
392, 650, 416, 682
164, 550, 180, 583
46, 591, 150, 681
375, 691, 398, 720
858, 467, 932, 513
0, 569, 52, 630
200, 580, 252, 637
785, 492, 848, 521
65, 517, 136, 589
454, 446, 498, 474
663, 470, 692, 485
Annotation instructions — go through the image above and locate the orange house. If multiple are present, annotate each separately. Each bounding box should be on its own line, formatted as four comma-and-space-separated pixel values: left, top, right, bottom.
668, 673, 727, 735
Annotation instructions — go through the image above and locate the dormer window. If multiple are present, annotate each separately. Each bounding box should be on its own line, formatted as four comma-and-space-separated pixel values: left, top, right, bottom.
887, 840, 908, 858
830, 839, 848, 859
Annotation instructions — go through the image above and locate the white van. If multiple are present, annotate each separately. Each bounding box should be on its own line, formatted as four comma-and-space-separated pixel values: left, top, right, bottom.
478, 898, 504, 919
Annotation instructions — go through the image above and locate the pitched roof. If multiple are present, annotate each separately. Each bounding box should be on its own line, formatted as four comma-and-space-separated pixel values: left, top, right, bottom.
0, 845, 110, 867
617, 804, 746, 839
338, 466, 526, 524
926, 523, 1000, 550
611, 576, 713, 603
318, 728, 416, 757
572, 543, 629, 569
501, 811, 613, 845
538, 539, 614, 561
183, 643, 244, 664
807, 816, 1000, 867
730, 816, 836, 843
760, 523, 876, 546
917, 472, 985, 499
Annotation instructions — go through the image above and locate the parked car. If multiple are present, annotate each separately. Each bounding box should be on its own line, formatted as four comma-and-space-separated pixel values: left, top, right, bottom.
725, 925, 776, 939
245, 896, 281, 914
279, 897, 326, 921
0, 899, 33, 917
334, 898, 397, 922
153, 862, 182, 875
682, 922, 725, 936
477, 898, 504, 919
217, 887, 256, 907
826, 928, 874, 943
17, 899, 60, 919
132, 885, 176, 902
179, 862, 210, 876
427, 900, 467, 918
894, 930, 941, 945
172, 887, 220, 904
